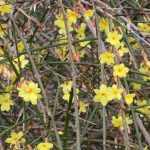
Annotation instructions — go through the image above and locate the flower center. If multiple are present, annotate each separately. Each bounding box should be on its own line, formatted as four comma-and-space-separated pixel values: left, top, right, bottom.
13, 137, 18, 142
42, 144, 47, 148
118, 69, 122, 72
112, 36, 116, 40
4, 99, 9, 103
101, 93, 106, 97
27, 88, 32, 93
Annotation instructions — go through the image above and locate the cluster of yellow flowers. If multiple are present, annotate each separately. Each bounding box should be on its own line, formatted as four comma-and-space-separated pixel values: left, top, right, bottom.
93, 84, 136, 106
97, 18, 150, 131
99, 18, 129, 57
60, 80, 88, 114
93, 84, 123, 106
60, 81, 136, 115
54, 9, 80, 35
99, 52, 130, 78
1, 3, 149, 149
54, 9, 94, 59
75, 9, 94, 48
5, 131, 53, 150
0, 79, 42, 112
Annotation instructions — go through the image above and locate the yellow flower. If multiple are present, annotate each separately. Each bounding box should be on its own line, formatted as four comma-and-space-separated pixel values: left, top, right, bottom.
17, 80, 42, 105
132, 83, 141, 90
128, 37, 139, 50
67, 9, 78, 24
99, 18, 111, 33
114, 42, 128, 56
76, 23, 86, 38
113, 63, 129, 78
132, 43, 139, 50
5, 85, 14, 92
78, 49, 86, 58
136, 100, 150, 116
60, 81, 72, 93
111, 115, 133, 130
14, 55, 29, 69
111, 84, 123, 100
61, 81, 79, 102
93, 84, 113, 106
54, 14, 73, 34
126, 116, 133, 125
19, 55, 28, 68
128, 37, 135, 43
138, 23, 150, 32
17, 41, 24, 52
0, 93, 14, 111
79, 101, 88, 114
37, 142, 53, 150
106, 31, 122, 46
84, 9, 94, 21
0, 1, 12, 16
80, 41, 90, 47
5, 131, 24, 145
55, 45, 68, 60
99, 51, 115, 65
78, 37, 90, 47
112, 115, 122, 128
62, 89, 79, 102
0, 24, 7, 38
125, 93, 135, 105
139, 64, 150, 81
62, 92, 70, 102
